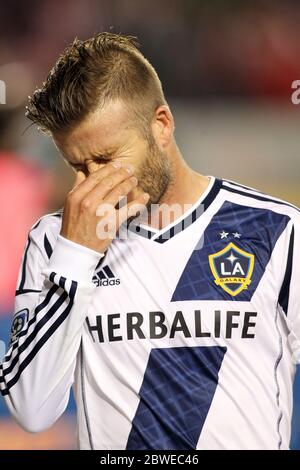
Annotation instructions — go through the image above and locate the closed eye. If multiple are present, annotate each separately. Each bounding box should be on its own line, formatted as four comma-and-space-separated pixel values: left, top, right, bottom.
67, 154, 113, 173
94, 155, 112, 164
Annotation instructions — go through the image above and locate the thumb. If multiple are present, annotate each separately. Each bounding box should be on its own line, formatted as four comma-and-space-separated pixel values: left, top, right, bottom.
73, 170, 86, 189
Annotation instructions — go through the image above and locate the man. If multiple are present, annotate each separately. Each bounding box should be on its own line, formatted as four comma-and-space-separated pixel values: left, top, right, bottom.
0, 32, 299, 450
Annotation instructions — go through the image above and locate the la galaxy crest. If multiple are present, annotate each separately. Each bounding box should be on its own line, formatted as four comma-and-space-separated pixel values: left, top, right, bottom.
209, 242, 254, 296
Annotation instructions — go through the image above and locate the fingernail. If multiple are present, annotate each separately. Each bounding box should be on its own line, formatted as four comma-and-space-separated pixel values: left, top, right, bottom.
112, 161, 121, 169
130, 176, 138, 185
125, 165, 134, 174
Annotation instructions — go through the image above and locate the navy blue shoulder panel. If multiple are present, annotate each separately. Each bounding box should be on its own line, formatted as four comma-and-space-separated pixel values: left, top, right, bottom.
172, 201, 290, 302
278, 226, 294, 316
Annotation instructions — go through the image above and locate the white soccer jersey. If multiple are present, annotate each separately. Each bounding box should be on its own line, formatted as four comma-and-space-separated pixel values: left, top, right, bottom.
1, 176, 300, 450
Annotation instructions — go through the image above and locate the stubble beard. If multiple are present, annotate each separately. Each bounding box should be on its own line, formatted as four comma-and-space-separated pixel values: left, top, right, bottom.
137, 139, 172, 207
125, 138, 172, 228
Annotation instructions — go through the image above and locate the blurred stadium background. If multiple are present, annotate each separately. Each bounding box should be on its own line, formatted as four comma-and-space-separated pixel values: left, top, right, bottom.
1, 0, 300, 449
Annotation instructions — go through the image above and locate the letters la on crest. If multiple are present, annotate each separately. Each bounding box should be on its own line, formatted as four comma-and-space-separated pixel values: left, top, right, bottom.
208, 242, 255, 297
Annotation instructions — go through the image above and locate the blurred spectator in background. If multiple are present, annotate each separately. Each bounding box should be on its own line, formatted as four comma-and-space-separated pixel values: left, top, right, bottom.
0, 112, 53, 313
0, 152, 51, 312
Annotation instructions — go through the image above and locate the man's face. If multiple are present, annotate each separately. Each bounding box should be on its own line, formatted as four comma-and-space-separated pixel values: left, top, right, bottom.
53, 100, 171, 205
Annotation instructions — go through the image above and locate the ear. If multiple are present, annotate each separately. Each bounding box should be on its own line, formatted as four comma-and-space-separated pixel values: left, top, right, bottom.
151, 105, 174, 149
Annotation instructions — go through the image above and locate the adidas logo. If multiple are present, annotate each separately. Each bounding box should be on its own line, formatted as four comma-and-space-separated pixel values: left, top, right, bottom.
92, 265, 120, 287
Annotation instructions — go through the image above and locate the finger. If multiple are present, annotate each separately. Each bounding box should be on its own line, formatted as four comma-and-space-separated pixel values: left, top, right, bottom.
102, 176, 138, 207
95, 192, 150, 240
73, 170, 86, 188
71, 161, 127, 197
80, 166, 136, 208
116, 193, 150, 228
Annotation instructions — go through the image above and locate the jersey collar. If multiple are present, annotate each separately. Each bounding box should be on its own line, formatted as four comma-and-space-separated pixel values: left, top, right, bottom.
126, 176, 222, 243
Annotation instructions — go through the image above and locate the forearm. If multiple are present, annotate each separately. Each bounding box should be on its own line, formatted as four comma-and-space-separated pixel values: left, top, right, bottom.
0, 234, 102, 432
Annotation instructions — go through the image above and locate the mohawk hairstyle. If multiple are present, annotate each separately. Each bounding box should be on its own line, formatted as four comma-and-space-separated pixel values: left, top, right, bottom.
26, 32, 167, 138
